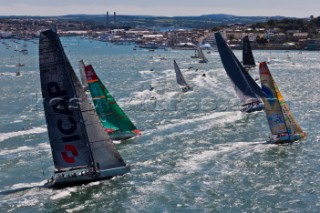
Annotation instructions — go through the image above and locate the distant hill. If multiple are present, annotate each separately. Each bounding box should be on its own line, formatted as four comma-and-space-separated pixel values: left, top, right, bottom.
58, 14, 288, 28
0, 14, 290, 29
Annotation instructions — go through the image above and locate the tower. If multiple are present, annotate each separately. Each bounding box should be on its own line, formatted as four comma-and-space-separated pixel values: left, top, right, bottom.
106, 11, 109, 28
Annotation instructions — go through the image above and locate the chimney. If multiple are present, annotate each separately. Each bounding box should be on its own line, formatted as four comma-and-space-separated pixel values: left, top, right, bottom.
106, 11, 109, 28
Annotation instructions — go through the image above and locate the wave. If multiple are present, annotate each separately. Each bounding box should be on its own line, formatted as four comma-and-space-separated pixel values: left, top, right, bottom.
144, 111, 243, 136
0, 143, 50, 157
0, 180, 46, 196
0, 126, 47, 142
0, 72, 19, 76
10, 120, 23, 124
176, 141, 272, 174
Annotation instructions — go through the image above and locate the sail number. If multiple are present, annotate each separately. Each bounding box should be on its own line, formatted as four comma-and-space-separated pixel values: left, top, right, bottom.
48, 82, 80, 163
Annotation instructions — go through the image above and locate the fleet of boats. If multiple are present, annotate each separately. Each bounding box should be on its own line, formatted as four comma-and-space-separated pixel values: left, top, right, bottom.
34, 29, 306, 188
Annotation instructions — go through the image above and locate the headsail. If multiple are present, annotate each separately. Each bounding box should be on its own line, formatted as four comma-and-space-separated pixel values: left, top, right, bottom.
214, 32, 264, 107
39, 29, 127, 173
242, 36, 256, 67
79, 59, 88, 91
84, 64, 140, 139
173, 60, 191, 90
197, 46, 208, 63
275, 85, 304, 134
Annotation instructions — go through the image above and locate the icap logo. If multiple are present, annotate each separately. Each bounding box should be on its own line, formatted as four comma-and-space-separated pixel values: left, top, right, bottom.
61, 144, 79, 163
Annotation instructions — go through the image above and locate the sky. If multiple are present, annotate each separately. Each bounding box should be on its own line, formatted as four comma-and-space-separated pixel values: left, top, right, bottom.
0, 0, 318, 18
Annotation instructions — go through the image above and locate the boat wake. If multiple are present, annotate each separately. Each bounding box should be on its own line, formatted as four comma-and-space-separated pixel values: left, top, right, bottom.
0, 142, 49, 157
0, 181, 46, 196
144, 111, 243, 136
0, 126, 47, 142
176, 141, 274, 174
0, 72, 20, 76
4, 65, 17, 68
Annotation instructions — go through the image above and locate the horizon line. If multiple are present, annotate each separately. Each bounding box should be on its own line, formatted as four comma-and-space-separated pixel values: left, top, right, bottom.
0, 13, 301, 19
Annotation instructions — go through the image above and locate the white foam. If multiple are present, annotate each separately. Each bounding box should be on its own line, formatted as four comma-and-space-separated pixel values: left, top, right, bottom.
192, 72, 218, 86
177, 141, 272, 174
66, 205, 86, 213
8, 180, 46, 190
51, 190, 72, 200
153, 111, 243, 133
51, 187, 78, 200
0, 72, 18, 76
0, 145, 32, 156
11, 120, 23, 123
0, 143, 50, 156
0, 127, 47, 142
139, 70, 157, 75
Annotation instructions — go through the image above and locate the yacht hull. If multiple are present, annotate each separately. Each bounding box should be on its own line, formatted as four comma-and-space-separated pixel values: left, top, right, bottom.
44, 166, 130, 188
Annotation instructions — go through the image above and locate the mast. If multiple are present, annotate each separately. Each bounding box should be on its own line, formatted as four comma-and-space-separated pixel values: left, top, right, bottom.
57, 32, 97, 170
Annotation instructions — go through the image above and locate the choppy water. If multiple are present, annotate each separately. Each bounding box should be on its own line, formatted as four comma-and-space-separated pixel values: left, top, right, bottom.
0, 37, 320, 212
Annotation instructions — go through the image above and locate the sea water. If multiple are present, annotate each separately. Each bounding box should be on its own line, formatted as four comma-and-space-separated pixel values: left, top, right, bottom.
0, 37, 320, 212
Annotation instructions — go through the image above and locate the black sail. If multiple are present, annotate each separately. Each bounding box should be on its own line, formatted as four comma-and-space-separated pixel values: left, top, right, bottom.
242, 35, 256, 66
214, 32, 264, 104
174, 60, 190, 88
39, 29, 126, 173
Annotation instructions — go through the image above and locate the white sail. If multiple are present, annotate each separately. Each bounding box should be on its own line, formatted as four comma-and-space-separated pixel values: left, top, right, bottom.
197, 46, 208, 63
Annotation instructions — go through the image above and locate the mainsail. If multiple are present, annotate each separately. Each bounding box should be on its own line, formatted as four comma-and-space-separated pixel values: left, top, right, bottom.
259, 62, 288, 135
84, 64, 141, 140
242, 35, 256, 67
259, 62, 306, 142
197, 46, 208, 63
39, 29, 128, 175
173, 60, 191, 91
214, 32, 264, 111
79, 59, 88, 91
